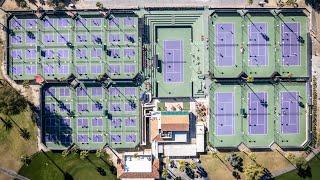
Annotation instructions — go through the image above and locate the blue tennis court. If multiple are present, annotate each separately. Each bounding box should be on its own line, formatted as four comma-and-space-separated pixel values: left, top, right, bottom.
280, 91, 300, 134
281, 22, 300, 66
248, 23, 269, 66
215, 23, 235, 67
215, 92, 234, 135
163, 40, 184, 83
248, 92, 268, 135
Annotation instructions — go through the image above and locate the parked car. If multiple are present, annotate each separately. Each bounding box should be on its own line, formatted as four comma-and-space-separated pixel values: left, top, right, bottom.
197, 166, 208, 177
185, 167, 194, 179
170, 160, 177, 168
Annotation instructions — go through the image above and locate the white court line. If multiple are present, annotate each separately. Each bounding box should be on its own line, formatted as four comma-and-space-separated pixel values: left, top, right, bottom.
280, 91, 300, 134
281, 22, 301, 66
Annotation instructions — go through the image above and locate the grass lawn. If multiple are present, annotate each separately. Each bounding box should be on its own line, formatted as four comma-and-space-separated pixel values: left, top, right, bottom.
0, 109, 38, 180
276, 153, 320, 180
19, 151, 117, 180
200, 151, 293, 180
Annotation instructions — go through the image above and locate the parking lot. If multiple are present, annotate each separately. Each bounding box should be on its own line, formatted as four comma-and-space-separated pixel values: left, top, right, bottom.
165, 159, 209, 180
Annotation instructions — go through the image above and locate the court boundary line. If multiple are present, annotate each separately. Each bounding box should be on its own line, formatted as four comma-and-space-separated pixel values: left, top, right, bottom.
247, 91, 268, 136
163, 39, 185, 84
248, 22, 269, 67
214, 23, 236, 68
280, 22, 302, 67
214, 91, 235, 136
279, 91, 300, 135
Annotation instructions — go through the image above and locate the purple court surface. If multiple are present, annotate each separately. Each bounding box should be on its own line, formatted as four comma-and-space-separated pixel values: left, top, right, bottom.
215, 23, 235, 67
124, 17, 134, 26
248, 92, 268, 135
125, 118, 136, 126
78, 134, 89, 143
215, 92, 234, 135
124, 64, 135, 74
111, 118, 122, 128
124, 87, 136, 96
126, 134, 136, 142
281, 22, 300, 66
93, 134, 103, 142
248, 23, 268, 66
92, 118, 103, 126
163, 40, 184, 83
109, 17, 119, 27
111, 134, 121, 143
280, 92, 300, 134
109, 87, 120, 96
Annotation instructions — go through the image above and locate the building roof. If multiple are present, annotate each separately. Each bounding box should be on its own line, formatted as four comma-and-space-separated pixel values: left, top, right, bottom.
118, 159, 160, 179
161, 113, 189, 131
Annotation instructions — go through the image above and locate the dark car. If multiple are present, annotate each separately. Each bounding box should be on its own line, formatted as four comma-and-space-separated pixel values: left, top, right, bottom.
185, 167, 194, 179
197, 166, 208, 177
170, 161, 177, 168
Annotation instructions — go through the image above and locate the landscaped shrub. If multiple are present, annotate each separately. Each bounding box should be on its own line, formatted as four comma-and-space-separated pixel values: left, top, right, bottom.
0, 86, 27, 115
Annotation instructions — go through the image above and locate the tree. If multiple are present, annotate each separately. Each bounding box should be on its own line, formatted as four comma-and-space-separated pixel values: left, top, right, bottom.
62, 150, 69, 157
294, 157, 308, 171
15, 0, 28, 8
80, 150, 89, 160
20, 128, 31, 140
227, 153, 243, 172
0, 117, 13, 131
96, 2, 104, 9
96, 149, 104, 158
178, 160, 186, 172
162, 168, 169, 179
248, 152, 257, 161
285, 152, 296, 162
0, 86, 27, 115
244, 163, 264, 180
189, 161, 197, 169
20, 155, 31, 165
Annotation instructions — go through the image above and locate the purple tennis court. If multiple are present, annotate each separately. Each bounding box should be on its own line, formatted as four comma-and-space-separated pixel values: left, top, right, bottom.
111, 117, 122, 128
111, 134, 121, 143
215, 23, 235, 67
215, 92, 234, 135
163, 40, 184, 83
126, 134, 136, 142
125, 118, 136, 127
248, 23, 268, 66
78, 134, 89, 143
248, 92, 268, 135
92, 118, 103, 127
281, 22, 300, 66
280, 92, 300, 134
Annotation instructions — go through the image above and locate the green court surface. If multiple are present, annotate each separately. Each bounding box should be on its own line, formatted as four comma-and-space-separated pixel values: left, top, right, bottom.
8, 12, 140, 81
144, 11, 208, 98
209, 82, 309, 148
155, 27, 192, 97
43, 83, 140, 150
209, 11, 308, 79
6, 9, 310, 150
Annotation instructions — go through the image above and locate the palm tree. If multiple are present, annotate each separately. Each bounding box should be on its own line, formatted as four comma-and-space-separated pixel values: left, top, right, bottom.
20, 155, 31, 165
80, 150, 89, 160
96, 2, 104, 9
20, 128, 31, 140
0, 117, 13, 131
96, 149, 104, 158
162, 168, 169, 179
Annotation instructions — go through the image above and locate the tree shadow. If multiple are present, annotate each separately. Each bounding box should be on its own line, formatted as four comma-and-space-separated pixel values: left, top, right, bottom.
297, 165, 312, 178
86, 156, 106, 176
305, 0, 320, 11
